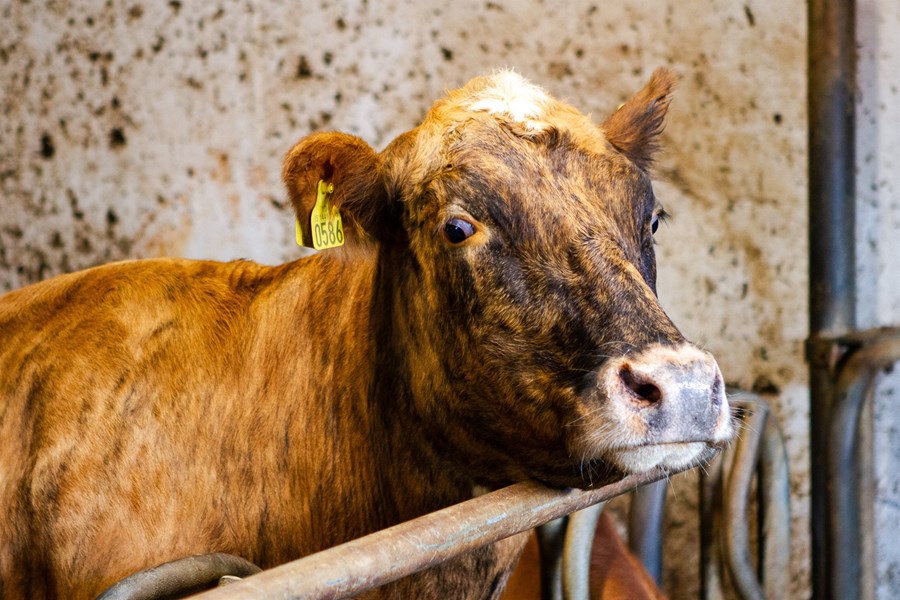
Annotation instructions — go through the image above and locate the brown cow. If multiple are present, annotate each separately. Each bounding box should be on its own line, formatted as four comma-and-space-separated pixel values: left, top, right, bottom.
0, 68, 733, 598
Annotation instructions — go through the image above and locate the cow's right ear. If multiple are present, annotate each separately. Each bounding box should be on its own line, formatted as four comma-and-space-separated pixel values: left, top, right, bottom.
601, 68, 677, 172
282, 132, 392, 247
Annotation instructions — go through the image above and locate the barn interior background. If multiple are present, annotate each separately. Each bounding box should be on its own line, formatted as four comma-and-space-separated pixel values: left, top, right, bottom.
1, 0, 898, 598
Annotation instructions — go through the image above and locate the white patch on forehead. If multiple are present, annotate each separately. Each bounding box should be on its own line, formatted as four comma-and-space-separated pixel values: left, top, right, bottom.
463, 70, 552, 131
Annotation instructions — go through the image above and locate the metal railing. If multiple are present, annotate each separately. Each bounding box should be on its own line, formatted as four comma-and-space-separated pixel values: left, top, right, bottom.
808, 326, 900, 599
700, 392, 792, 600
192, 470, 669, 600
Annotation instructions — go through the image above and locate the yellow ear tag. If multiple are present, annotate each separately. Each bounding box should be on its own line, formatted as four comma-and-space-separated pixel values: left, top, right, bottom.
310, 180, 345, 250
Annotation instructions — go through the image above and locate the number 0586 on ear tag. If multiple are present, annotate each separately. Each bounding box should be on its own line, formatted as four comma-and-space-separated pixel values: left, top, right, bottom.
311, 180, 345, 250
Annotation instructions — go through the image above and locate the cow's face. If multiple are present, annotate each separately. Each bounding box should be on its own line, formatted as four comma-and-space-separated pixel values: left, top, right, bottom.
283, 70, 734, 488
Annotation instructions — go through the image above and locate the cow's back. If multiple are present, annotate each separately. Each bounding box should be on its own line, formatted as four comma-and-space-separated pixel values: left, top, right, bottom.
0, 256, 372, 597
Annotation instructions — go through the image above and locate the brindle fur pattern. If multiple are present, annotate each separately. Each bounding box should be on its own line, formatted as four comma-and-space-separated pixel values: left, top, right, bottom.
0, 69, 729, 598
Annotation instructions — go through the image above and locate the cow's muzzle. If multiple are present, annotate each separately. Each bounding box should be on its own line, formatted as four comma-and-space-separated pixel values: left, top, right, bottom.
583, 342, 734, 473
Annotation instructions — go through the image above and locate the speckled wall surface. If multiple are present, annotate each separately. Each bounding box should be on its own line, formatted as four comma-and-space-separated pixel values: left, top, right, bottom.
857, 1, 900, 599
1, 0, 897, 598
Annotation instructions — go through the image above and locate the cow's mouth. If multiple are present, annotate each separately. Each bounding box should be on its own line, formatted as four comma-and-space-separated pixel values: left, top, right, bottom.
611, 440, 721, 473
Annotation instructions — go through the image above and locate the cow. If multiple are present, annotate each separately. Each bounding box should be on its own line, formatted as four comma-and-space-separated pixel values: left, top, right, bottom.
0, 68, 733, 599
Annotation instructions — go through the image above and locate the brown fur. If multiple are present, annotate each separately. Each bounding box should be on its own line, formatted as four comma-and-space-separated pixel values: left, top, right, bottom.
602, 68, 677, 171
0, 69, 727, 598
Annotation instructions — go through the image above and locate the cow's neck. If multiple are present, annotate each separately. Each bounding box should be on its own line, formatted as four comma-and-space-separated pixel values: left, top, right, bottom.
280, 249, 474, 528
354, 247, 526, 598
367, 247, 478, 516
254, 250, 525, 597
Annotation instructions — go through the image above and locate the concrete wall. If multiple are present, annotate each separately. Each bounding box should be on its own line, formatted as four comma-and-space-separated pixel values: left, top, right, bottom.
2, 1, 898, 597
857, 1, 900, 598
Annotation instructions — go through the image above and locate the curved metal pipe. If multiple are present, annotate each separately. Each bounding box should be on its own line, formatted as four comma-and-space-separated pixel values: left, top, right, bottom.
96, 553, 262, 600
702, 393, 792, 600
562, 502, 605, 600
722, 399, 768, 600
628, 479, 668, 585
537, 517, 567, 600
827, 336, 900, 599
758, 405, 792, 599
699, 450, 724, 600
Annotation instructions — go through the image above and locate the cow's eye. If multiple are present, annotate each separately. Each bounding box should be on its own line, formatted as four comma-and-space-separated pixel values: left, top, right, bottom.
650, 209, 668, 236
443, 218, 476, 244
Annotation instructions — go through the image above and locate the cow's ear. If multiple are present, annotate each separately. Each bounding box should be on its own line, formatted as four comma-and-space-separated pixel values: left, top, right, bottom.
282, 132, 391, 247
601, 68, 677, 171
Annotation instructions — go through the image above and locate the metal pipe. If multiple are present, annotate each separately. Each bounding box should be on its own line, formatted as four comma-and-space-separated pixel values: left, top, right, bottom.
537, 517, 567, 600
96, 553, 262, 600
807, 0, 856, 335
193, 469, 672, 600
722, 400, 768, 600
807, 0, 857, 594
627, 479, 668, 585
562, 502, 605, 600
700, 393, 792, 600
758, 405, 792, 599
827, 336, 900, 599
699, 451, 724, 600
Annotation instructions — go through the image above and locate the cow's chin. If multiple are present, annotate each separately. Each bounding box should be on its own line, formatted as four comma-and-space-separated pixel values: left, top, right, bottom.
520, 442, 724, 491
609, 441, 711, 473
534, 442, 723, 491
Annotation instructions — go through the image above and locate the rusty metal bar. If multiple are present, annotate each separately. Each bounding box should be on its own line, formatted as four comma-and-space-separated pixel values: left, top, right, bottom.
193, 470, 672, 600
826, 334, 900, 599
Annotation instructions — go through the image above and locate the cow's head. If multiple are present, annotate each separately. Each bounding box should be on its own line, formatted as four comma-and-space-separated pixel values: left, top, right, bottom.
283, 69, 734, 488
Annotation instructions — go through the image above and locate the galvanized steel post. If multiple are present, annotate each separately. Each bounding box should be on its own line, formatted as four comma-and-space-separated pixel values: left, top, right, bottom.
807, 0, 856, 597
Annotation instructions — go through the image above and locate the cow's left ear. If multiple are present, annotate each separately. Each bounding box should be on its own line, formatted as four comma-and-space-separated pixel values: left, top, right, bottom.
601, 68, 677, 171
282, 132, 392, 247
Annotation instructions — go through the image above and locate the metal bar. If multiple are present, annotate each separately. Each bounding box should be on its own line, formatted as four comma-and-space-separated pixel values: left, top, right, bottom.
827, 336, 900, 599
808, 363, 835, 600
537, 517, 567, 600
699, 451, 724, 600
807, 0, 856, 335
807, 0, 857, 597
758, 405, 792, 599
627, 479, 668, 585
562, 502, 605, 600
194, 469, 672, 600
700, 393, 792, 599
722, 399, 768, 600
97, 553, 261, 600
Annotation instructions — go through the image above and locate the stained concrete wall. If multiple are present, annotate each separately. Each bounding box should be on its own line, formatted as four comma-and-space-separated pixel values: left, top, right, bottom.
1, 1, 898, 598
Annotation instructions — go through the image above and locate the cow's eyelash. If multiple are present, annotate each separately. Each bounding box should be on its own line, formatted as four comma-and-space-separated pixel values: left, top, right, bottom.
650, 207, 669, 244
654, 207, 670, 223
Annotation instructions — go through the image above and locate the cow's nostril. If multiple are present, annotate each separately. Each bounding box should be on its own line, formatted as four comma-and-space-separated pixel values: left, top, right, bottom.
711, 371, 724, 407
619, 365, 662, 404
